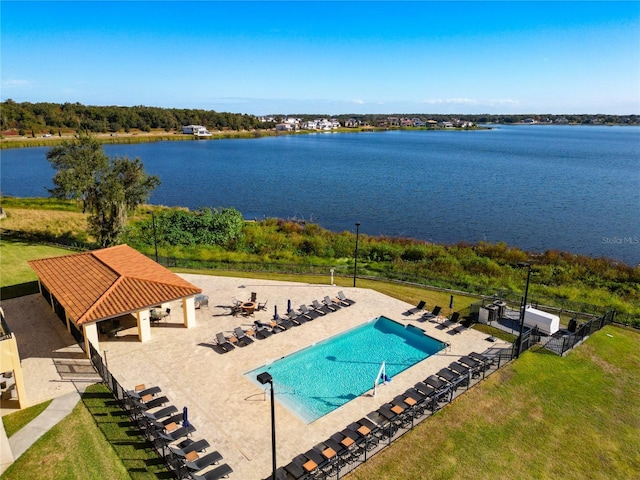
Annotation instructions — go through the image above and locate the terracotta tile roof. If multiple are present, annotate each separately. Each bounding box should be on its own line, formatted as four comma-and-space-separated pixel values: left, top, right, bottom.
28, 245, 201, 325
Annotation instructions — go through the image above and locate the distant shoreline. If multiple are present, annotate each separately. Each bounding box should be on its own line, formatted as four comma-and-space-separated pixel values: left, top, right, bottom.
2, 125, 492, 149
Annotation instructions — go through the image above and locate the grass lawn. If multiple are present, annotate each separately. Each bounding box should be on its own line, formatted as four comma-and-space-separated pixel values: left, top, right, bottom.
347, 325, 640, 480
1, 384, 167, 480
0, 238, 74, 288
2, 399, 52, 438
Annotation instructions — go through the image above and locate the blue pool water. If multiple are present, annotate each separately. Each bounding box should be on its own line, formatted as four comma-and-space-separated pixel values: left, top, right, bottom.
245, 316, 445, 423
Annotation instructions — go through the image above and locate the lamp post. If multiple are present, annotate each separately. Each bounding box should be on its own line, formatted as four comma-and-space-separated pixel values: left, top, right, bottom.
516, 262, 532, 358
353, 222, 360, 287
257, 372, 276, 480
150, 211, 159, 263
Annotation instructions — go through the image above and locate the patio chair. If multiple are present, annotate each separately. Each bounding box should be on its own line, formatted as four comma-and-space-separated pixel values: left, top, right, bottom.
275, 316, 294, 330
183, 450, 223, 471
405, 300, 426, 315
469, 351, 495, 367
250, 292, 257, 302
286, 309, 307, 325
137, 395, 169, 411
142, 405, 178, 421
299, 304, 321, 319
337, 291, 356, 305
312, 299, 332, 315
190, 463, 233, 480
169, 438, 211, 458
331, 295, 351, 307
421, 305, 442, 322
158, 424, 196, 443
233, 327, 254, 346
195, 295, 209, 309
323, 296, 342, 311
283, 459, 307, 479
128, 385, 161, 399
257, 299, 268, 311
252, 321, 274, 339
441, 312, 460, 328
214, 332, 235, 353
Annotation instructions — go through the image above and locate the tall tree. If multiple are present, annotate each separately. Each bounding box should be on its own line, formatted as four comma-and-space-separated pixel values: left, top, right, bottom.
47, 132, 160, 246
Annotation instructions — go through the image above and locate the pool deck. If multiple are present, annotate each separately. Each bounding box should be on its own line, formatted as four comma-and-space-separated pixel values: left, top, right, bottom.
2, 275, 510, 480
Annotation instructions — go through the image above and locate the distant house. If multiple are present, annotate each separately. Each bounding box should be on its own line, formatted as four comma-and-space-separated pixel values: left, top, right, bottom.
412, 118, 426, 127
182, 125, 212, 136
387, 117, 400, 127
276, 123, 294, 131
400, 118, 414, 127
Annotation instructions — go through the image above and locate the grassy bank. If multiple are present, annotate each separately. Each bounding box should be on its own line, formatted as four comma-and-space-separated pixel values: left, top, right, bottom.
2, 197, 638, 322
347, 325, 640, 480
1, 384, 165, 480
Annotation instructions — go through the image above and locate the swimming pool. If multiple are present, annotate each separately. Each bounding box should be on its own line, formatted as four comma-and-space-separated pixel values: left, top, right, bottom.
245, 316, 446, 423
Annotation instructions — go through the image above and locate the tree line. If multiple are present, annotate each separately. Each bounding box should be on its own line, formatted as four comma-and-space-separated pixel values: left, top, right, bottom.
1, 100, 274, 136
2, 100, 637, 137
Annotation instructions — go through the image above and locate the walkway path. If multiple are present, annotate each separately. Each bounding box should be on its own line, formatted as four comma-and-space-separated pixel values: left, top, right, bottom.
0, 385, 87, 475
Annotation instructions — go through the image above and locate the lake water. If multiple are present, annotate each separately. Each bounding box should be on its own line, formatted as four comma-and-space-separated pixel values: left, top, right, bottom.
2, 125, 639, 265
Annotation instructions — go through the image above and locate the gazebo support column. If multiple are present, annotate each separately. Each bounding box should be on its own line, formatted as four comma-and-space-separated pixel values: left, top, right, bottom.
83, 322, 99, 355
183, 297, 196, 328
137, 311, 151, 342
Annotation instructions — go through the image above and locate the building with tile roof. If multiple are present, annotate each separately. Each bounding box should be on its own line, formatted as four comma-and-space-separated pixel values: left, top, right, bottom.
29, 244, 202, 355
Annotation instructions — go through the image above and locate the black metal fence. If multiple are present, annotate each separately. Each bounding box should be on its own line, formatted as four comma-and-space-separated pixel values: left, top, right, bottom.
269, 347, 516, 480
536, 309, 615, 356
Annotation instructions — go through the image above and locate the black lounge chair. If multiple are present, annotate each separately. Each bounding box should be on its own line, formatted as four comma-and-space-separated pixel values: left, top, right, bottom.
190, 463, 233, 480
158, 424, 196, 443
215, 332, 235, 352
252, 322, 274, 339
274, 316, 294, 330
286, 309, 307, 325
299, 304, 321, 319
422, 305, 442, 321
405, 300, 426, 315
169, 438, 211, 458
128, 385, 161, 399
295, 306, 315, 321
312, 299, 333, 314
136, 395, 169, 411
469, 351, 495, 367
283, 459, 306, 479
142, 405, 178, 421
183, 450, 223, 471
441, 312, 460, 328
233, 327, 254, 346
323, 296, 341, 311
459, 355, 483, 370
337, 291, 356, 305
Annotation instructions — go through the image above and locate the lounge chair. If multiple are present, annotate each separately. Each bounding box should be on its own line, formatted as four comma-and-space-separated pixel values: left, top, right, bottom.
158, 424, 196, 443
299, 304, 321, 319
337, 291, 356, 305
312, 299, 333, 315
233, 327, 254, 346
405, 300, 426, 315
190, 463, 233, 480
183, 450, 223, 471
169, 438, 211, 458
323, 296, 342, 311
283, 459, 306, 479
275, 316, 294, 330
421, 305, 442, 322
331, 295, 351, 307
469, 351, 494, 367
128, 385, 161, 399
252, 322, 274, 339
142, 405, 178, 421
214, 332, 235, 353
136, 395, 169, 411
441, 312, 460, 328
286, 309, 307, 325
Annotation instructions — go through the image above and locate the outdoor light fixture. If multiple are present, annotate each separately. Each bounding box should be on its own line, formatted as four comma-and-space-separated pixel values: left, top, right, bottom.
353, 222, 361, 287
257, 372, 276, 480
149, 211, 159, 263
516, 262, 532, 358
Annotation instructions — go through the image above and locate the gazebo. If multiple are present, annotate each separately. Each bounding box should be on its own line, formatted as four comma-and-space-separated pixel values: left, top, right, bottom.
28, 244, 202, 356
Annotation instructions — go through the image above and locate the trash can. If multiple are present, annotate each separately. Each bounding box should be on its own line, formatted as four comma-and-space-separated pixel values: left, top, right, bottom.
486, 304, 498, 323
568, 318, 577, 333
493, 300, 506, 319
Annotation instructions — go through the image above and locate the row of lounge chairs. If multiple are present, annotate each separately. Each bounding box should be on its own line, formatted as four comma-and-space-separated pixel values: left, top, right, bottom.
124, 384, 233, 479
272, 351, 495, 480
405, 301, 467, 333
213, 292, 356, 354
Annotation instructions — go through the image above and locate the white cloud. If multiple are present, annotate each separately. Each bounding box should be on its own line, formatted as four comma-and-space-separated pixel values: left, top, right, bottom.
2, 79, 33, 88
351, 99, 365, 105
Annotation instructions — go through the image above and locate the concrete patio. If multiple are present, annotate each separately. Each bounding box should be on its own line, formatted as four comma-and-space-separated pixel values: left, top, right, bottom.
1, 274, 510, 479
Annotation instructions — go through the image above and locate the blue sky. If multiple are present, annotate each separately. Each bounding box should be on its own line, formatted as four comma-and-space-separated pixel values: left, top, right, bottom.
2, 1, 639, 115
